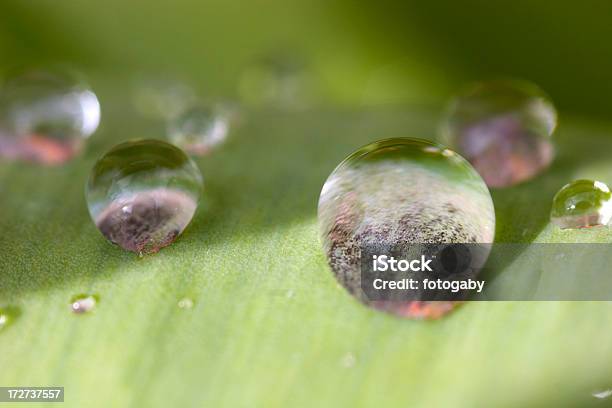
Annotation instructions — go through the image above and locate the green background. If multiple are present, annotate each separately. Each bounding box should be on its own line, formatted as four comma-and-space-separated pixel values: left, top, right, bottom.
1, 1, 612, 407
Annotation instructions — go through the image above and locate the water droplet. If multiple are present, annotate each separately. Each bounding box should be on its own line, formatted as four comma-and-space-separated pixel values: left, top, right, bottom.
551, 179, 612, 229
177, 297, 194, 309
167, 104, 229, 156
70, 294, 98, 314
0, 306, 21, 331
318, 138, 495, 318
86, 139, 203, 254
441, 79, 557, 187
340, 352, 356, 368
132, 76, 196, 120
0, 68, 100, 165
593, 389, 612, 399
239, 51, 312, 109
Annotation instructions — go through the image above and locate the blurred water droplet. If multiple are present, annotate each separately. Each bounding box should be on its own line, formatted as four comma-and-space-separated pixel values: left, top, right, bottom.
239, 51, 313, 109
0, 68, 100, 165
551, 180, 612, 229
86, 140, 203, 254
0, 306, 21, 331
167, 104, 230, 156
286, 289, 294, 299
132, 77, 196, 120
340, 352, 356, 368
177, 297, 194, 309
441, 79, 557, 187
593, 389, 612, 399
70, 294, 98, 314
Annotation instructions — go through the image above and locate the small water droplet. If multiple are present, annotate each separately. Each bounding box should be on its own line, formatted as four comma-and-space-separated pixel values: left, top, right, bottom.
551, 179, 612, 229
177, 297, 194, 309
0, 306, 21, 331
441, 79, 557, 187
239, 51, 312, 109
340, 352, 356, 368
86, 140, 203, 254
318, 138, 495, 319
131, 77, 196, 120
70, 294, 98, 314
286, 289, 294, 299
592, 389, 612, 399
167, 104, 230, 156
0, 67, 100, 165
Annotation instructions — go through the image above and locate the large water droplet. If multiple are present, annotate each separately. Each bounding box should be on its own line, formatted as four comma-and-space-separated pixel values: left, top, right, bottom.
167, 104, 229, 156
86, 139, 203, 254
551, 179, 612, 229
318, 138, 495, 318
0, 68, 100, 164
70, 294, 98, 314
441, 79, 557, 187
0, 305, 21, 331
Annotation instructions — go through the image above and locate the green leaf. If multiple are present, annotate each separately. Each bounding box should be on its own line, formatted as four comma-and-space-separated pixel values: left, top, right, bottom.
1, 99, 612, 407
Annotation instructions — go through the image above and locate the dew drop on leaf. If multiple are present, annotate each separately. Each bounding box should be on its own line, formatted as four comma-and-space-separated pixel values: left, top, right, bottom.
131, 76, 196, 120
340, 352, 357, 369
0, 306, 21, 331
167, 104, 230, 156
317, 138, 495, 319
0, 68, 100, 165
70, 294, 99, 314
177, 297, 194, 310
86, 139, 203, 254
239, 51, 312, 109
441, 79, 557, 187
592, 389, 612, 399
551, 179, 612, 229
